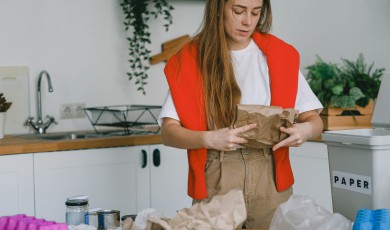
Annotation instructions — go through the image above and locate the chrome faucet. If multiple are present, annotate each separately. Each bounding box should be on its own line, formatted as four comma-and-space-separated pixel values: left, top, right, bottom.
25, 70, 57, 134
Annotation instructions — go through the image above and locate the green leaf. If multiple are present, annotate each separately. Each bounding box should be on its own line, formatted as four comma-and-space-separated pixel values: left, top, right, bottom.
349, 87, 365, 101
356, 97, 370, 107
331, 95, 355, 108
331, 84, 344, 95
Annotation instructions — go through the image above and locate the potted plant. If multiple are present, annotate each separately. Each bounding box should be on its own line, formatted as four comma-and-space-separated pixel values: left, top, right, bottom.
305, 54, 385, 130
340, 53, 385, 108
120, 0, 174, 95
0, 93, 12, 138
306, 56, 365, 110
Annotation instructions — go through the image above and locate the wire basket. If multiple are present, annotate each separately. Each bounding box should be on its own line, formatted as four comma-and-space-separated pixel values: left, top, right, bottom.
84, 105, 162, 135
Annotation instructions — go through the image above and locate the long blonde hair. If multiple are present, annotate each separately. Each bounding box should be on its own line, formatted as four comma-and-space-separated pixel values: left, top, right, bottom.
192, 0, 272, 129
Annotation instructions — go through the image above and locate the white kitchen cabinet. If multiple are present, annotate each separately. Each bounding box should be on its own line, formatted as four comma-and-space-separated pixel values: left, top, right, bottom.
33, 144, 191, 222
148, 144, 192, 218
34, 146, 144, 222
290, 141, 333, 212
0, 153, 35, 216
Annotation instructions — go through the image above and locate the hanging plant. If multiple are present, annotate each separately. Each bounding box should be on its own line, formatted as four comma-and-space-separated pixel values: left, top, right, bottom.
0, 93, 12, 112
120, 0, 174, 95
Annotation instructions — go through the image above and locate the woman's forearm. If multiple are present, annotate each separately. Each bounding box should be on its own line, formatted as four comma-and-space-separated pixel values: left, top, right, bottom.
161, 122, 207, 150
301, 113, 324, 140
161, 118, 258, 151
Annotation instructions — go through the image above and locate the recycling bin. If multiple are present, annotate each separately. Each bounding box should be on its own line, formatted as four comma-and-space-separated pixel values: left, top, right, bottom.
322, 74, 390, 221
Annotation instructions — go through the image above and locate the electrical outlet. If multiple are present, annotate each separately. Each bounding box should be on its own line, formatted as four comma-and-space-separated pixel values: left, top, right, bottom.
60, 103, 86, 119
60, 104, 73, 119
72, 103, 86, 118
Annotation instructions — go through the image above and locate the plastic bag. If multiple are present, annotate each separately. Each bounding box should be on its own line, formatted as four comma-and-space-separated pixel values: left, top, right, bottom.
269, 195, 351, 230
134, 208, 162, 230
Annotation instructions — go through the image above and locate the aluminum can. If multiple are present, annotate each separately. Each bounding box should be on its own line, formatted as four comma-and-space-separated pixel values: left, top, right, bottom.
97, 210, 120, 230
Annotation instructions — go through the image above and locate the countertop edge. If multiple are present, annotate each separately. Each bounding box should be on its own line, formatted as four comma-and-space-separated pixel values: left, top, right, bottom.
0, 133, 323, 156
0, 134, 162, 155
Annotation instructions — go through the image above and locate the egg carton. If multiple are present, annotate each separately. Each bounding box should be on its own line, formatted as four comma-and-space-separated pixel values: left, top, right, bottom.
0, 214, 67, 230
353, 209, 390, 230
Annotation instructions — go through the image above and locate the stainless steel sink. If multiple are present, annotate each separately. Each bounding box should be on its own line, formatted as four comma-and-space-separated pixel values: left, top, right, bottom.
19, 132, 107, 141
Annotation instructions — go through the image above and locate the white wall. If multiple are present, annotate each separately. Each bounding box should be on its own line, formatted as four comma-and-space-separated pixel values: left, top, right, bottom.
272, 0, 390, 74
0, 0, 389, 133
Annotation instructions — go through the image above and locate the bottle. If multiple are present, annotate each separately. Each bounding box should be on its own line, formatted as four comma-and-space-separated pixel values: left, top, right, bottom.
65, 195, 89, 226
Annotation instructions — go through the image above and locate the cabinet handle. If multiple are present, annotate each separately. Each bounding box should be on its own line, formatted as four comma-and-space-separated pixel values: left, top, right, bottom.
141, 150, 147, 168
153, 149, 161, 167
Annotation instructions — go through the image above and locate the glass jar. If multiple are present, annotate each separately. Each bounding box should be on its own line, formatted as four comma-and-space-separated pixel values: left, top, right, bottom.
65, 197, 89, 226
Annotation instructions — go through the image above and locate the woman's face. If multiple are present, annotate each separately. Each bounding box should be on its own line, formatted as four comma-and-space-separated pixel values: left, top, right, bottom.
223, 0, 263, 50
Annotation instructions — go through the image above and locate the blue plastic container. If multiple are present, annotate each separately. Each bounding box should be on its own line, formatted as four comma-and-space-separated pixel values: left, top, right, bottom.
353, 209, 390, 230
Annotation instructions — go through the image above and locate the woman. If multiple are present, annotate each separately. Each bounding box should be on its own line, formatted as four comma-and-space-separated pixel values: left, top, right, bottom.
158, 0, 323, 228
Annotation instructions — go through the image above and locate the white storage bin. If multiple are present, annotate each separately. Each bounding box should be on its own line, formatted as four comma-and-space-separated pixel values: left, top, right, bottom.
322, 74, 390, 221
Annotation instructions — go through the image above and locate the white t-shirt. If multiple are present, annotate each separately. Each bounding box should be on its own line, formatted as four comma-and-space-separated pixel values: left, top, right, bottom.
158, 39, 323, 126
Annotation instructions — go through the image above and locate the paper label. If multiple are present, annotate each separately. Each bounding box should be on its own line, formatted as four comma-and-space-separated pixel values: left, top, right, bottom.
332, 170, 372, 195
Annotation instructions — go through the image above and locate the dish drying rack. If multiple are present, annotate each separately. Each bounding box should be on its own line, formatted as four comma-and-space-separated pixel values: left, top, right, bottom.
84, 105, 162, 135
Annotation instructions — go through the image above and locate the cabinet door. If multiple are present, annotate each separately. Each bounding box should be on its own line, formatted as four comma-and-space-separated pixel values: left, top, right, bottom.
149, 144, 192, 218
290, 141, 333, 212
34, 146, 148, 222
0, 154, 34, 216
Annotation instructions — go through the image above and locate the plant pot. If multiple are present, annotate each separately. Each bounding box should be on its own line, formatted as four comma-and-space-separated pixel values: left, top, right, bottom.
321, 114, 372, 131
0, 112, 5, 139
321, 99, 375, 116
320, 99, 375, 130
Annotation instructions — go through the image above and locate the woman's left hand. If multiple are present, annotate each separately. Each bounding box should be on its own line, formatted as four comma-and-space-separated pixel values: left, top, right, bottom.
272, 123, 311, 151
272, 110, 323, 151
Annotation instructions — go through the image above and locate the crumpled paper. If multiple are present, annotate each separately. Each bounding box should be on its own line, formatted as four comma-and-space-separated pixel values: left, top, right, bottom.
147, 189, 247, 230
233, 104, 299, 148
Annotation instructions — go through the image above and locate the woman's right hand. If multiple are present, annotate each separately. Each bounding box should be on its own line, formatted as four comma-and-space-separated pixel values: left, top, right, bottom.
203, 123, 257, 151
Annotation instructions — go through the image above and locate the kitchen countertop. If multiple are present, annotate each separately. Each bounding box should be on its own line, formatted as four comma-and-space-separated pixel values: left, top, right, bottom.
0, 132, 162, 155
0, 131, 322, 156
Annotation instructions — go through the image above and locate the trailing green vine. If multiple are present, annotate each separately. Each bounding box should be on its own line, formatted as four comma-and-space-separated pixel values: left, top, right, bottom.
120, 0, 174, 95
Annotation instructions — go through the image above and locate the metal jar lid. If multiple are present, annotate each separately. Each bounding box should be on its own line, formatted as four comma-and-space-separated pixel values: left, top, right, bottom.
65, 199, 88, 206
67, 195, 89, 201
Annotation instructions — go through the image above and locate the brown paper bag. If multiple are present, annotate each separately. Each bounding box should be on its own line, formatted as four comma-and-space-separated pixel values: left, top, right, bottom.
147, 189, 247, 230
233, 104, 298, 148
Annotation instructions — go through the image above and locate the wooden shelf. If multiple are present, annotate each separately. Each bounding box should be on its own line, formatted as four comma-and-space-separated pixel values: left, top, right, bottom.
150, 35, 190, 65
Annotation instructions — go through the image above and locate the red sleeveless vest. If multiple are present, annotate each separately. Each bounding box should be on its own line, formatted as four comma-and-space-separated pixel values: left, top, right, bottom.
164, 32, 299, 199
